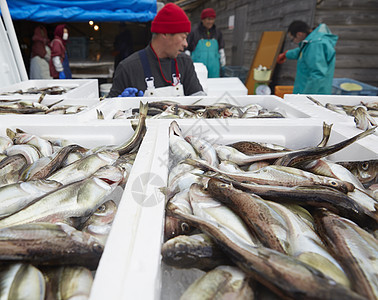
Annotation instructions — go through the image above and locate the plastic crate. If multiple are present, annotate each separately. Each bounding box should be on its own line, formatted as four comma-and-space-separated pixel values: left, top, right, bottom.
222, 66, 249, 83
275, 85, 294, 98
332, 78, 378, 96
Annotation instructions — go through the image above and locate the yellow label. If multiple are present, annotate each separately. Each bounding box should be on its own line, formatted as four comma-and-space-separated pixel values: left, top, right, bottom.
206, 41, 211, 47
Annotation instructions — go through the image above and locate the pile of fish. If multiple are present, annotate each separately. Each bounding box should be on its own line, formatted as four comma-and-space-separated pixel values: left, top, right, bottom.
108, 100, 286, 119
307, 96, 378, 130
162, 120, 377, 299
0, 102, 148, 299
0, 96, 88, 115
0, 86, 75, 96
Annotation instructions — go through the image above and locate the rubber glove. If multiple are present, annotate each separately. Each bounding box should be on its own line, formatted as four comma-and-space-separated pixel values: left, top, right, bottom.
219, 49, 226, 67
276, 50, 288, 64
59, 71, 66, 79
118, 87, 144, 97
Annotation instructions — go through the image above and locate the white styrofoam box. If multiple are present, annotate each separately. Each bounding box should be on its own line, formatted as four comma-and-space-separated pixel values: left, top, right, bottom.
284, 94, 378, 137
0, 98, 101, 125
284, 94, 378, 121
206, 77, 248, 96
0, 79, 99, 100
193, 62, 208, 93
90, 120, 167, 300
0, 121, 160, 300
88, 119, 376, 300
91, 95, 312, 121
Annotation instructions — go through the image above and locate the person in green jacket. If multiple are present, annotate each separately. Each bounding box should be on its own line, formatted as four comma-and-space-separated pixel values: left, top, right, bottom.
277, 20, 338, 94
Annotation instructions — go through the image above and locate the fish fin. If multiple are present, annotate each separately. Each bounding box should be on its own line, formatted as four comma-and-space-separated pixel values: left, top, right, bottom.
6, 128, 16, 139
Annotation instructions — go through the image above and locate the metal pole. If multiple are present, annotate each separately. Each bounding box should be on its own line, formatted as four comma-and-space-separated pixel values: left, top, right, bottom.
0, 0, 28, 81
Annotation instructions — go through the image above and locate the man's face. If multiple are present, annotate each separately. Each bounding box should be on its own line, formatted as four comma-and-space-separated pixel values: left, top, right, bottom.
201, 17, 215, 30
165, 33, 189, 58
288, 31, 307, 44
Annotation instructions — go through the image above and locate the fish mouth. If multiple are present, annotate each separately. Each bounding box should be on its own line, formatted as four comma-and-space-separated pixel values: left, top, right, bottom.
98, 177, 118, 185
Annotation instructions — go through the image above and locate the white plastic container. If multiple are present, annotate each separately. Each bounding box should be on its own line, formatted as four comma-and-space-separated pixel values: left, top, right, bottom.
0, 121, 160, 300
91, 95, 312, 120
88, 119, 377, 300
0, 79, 99, 100
206, 77, 248, 96
0, 98, 101, 125
193, 62, 208, 93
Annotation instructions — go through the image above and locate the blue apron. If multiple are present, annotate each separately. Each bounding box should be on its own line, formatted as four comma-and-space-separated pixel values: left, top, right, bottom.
63, 51, 72, 79
192, 39, 220, 78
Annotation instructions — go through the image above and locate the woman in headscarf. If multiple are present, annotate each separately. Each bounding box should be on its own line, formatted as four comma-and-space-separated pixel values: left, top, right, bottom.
29, 25, 52, 79
49, 24, 72, 79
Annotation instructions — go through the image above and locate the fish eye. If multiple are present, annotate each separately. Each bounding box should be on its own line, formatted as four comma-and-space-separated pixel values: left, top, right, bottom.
329, 181, 338, 187
181, 222, 190, 233
97, 204, 106, 213
361, 162, 369, 170
93, 243, 104, 254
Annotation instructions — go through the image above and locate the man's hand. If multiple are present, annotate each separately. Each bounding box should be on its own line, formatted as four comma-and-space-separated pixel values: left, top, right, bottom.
59, 71, 66, 79
118, 87, 144, 97
277, 50, 288, 64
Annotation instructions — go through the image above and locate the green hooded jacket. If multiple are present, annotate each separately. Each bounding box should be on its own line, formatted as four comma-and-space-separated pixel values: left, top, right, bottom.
286, 24, 338, 94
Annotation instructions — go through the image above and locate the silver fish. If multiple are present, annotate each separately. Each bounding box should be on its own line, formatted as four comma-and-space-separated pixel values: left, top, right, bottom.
0, 136, 12, 154
47, 150, 119, 185
168, 194, 364, 300
337, 159, 378, 187
352, 106, 377, 130
11, 130, 53, 157
5, 144, 41, 164
0, 179, 62, 219
0, 154, 28, 187
42, 266, 93, 300
0, 223, 103, 269
180, 266, 254, 300
314, 209, 378, 300
0, 263, 45, 300
0, 165, 123, 229
185, 135, 219, 167
162, 233, 232, 271
81, 200, 118, 245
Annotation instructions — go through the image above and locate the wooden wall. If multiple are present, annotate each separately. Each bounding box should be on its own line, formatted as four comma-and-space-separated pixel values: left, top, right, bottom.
315, 0, 378, 87
185, 0, 378, 89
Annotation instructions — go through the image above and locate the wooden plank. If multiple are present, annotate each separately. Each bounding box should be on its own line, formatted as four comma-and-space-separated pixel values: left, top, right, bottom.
317, 0, 378, 10
245, 31, 286, 94
335, 40, 378, 54
329, 25, 378, 41
335, 54, 378, 68
315, 10, 378, 25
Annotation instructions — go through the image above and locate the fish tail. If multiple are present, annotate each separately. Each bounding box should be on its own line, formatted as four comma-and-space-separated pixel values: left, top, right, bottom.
139, 101, 149, 118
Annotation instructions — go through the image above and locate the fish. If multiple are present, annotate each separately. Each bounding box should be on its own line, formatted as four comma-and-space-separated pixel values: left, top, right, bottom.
164, 215, 194, 241
111, 101, 148, 155
20, 144, 88, 181
325, 103, 349, 115
337, 159, 378, 187
10, 129, 53, 157
4, 144, 41, 164
180, 266, 255, 300
212, 176, 376, 228
185, 135, 219, 167
0, 165, 123, 229
97, 109, 104, 120
169, 121, 198, 166
0, 223, 103, 269
274, 126, 376, 167
162, 233, 232, 271
0, 179, 62, 219
352, 106, 377, 130
206, 178, 289, 253
188, 183, 259, 246
0, 263, 45, 300
46, 150, 119, 185
317, 122, 333, 147
80, 200, 118, 245
0, 154, 28, 187
167, 194, 364, 300
228, 140, 288, 155
314, 209, 378, 300
267, 202, 350, 288
0, 136, 12, 153
184, 158, 354, 193
42, 266, 93, 300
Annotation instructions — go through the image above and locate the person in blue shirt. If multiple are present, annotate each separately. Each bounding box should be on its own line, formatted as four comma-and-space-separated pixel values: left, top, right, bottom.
277, 21, 338, 94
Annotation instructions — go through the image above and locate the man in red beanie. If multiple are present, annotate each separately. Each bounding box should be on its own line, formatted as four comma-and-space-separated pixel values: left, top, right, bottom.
185, 8, 225, 78
109, 3, 204, 97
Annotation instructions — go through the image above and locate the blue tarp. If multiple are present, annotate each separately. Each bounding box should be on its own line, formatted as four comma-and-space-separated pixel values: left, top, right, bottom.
3, 0, 157, 23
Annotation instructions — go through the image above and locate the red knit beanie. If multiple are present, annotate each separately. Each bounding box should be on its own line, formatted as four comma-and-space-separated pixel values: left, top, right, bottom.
151, 3, 191, 34
201, 8, 216, 20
